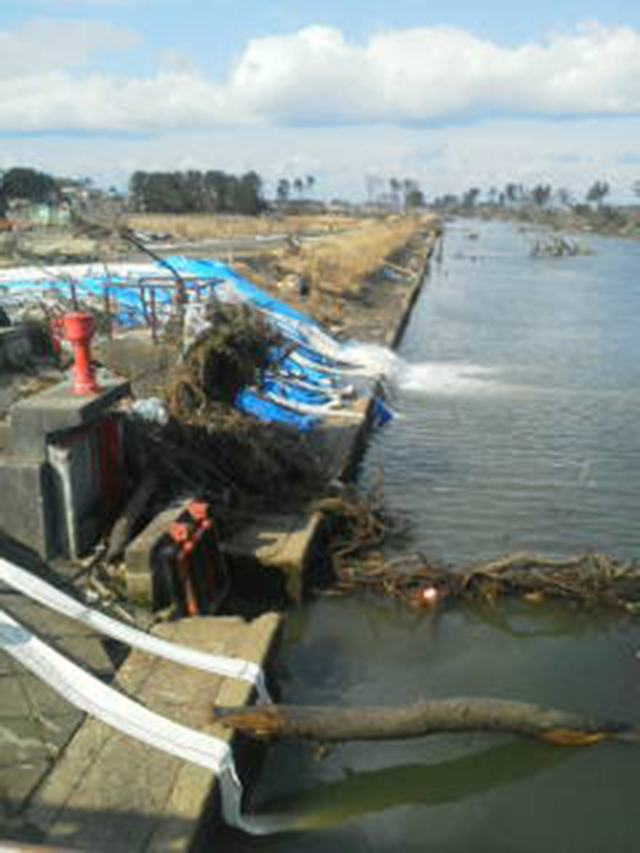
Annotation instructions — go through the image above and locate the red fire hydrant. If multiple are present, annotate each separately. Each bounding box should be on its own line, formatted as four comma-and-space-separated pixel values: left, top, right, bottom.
62, 312, 101, 395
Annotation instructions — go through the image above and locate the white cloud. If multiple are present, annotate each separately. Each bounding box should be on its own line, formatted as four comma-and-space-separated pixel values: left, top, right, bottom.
2, 22, 640, 133
226, 23, 640, 123
0, 19, 138, 78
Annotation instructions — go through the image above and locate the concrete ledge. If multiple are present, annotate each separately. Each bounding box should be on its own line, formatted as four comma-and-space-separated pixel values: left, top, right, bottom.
9, 373, 130, 458
0, 457, 60, 558
222, 511, 327, 603
24, 613, 281, 853
125, 504, 187, 607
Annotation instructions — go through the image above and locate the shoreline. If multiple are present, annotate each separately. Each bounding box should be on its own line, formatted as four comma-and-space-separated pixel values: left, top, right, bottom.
458, 207, 640, 241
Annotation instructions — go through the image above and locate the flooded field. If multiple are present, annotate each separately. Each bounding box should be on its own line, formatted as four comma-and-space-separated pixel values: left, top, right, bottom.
220, 219, 640, 852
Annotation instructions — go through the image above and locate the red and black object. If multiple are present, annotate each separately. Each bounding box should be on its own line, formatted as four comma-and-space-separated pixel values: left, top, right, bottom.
151, 501, 227, 616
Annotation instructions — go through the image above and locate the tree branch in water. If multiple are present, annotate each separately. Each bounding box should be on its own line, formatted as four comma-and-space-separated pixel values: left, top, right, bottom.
213, 696, 637, 747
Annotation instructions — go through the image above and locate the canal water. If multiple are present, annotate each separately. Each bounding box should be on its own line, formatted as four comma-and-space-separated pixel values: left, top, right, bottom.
220, 220, 640, 852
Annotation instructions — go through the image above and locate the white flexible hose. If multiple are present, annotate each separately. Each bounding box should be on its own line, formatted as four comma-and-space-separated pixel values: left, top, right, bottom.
0, 559, 270, 703
0, 606, 245, 829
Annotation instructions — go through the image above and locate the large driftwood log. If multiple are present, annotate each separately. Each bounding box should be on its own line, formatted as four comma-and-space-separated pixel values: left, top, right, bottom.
213, 696, 637, 747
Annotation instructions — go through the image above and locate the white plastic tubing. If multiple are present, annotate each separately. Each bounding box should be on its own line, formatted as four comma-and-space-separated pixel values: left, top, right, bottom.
0, 556, 277, 831
0, 559, 270, 703
0, 606, 244, 829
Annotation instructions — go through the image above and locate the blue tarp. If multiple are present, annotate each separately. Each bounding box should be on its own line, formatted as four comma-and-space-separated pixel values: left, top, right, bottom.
235, 389, 320, 432
0, 272, 175, 328
0, 255, 394, 434
261, 378, 333, 407
166, 256, 321, 330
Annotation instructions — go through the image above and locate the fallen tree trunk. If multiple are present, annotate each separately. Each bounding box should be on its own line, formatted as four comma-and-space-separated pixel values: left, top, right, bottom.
213, 696, 637, 747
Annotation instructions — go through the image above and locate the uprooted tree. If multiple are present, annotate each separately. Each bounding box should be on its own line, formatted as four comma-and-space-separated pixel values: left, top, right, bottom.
212, 695, 639, 749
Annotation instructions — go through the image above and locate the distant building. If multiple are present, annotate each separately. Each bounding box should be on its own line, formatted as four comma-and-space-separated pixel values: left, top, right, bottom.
7, 199, 72, 229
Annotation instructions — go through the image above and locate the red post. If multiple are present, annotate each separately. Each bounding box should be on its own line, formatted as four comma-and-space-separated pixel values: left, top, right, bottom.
169, 522, 200, 616
61, 312, 101, 395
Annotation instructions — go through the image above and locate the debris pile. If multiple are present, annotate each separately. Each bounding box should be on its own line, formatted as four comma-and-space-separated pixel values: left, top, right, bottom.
531, 235, 594, 258
329, 539, 640, 613
168, 302, 281, 415
0, 252, 397, 581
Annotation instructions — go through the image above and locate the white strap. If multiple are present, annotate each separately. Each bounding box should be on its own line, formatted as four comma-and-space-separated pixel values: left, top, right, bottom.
0, 558, 270, 703
0, 607, 245, 829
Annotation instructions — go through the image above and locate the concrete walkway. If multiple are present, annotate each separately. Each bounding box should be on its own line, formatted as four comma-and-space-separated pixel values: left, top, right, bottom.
0, 580, 121, 841
22, 614, 280, 852
0, 587, 279, 851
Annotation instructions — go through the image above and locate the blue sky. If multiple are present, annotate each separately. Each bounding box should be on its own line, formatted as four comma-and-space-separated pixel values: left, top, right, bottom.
1, 1, 640, 199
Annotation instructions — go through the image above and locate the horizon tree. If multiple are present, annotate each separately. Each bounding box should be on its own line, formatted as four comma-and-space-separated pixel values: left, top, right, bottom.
504, 182, 524, 207
276, 178, 291, 203
531, 184, 553, 209
0, 167, 59, 204
389, 177, 402, 210
556, 187, 573, 209
462, 187, 481, 209
586, 180, 610, 209
402, 178, 425, 210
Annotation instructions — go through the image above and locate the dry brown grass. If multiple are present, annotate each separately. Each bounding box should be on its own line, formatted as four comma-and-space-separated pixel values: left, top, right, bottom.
126, 212, 368, 241
281, 214, 438, 297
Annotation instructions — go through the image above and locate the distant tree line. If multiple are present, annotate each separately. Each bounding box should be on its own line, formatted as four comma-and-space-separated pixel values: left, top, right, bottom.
364, 176, 426, 211
430, 180, 628, 213
0, 167, 61, 216
128, 170, 266, 215
276, 175, 316, 202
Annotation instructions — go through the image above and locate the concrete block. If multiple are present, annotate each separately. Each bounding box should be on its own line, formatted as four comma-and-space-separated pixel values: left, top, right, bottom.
0, 327, 33, 370
125, 505, 183, 608
1, 370, 129, 558
0, 456, 61, 559
47, 417, 127, 559
222, 511, 327, 603
9, 372, 130, 458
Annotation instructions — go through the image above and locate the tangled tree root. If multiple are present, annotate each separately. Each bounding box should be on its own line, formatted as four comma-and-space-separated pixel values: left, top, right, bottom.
144, 409, 325, 510
320, 498, 640, 613
332, 550, 640, 612
167, 301, 282, 417
133, 301, 326, 511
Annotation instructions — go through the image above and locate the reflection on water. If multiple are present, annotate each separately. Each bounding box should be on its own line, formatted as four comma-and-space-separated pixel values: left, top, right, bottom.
220, 597, 640, 852
243, 741, 575, 834
217, 222, 640, 852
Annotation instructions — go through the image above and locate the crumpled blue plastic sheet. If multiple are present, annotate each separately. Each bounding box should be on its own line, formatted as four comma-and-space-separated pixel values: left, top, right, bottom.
0, 255, 394, 434
235, 388, 320, 432
0, 272, 175, 328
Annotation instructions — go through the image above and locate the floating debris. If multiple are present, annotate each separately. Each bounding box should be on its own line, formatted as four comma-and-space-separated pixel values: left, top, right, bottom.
531, 235, 594, 258
330, 548, 640, 613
